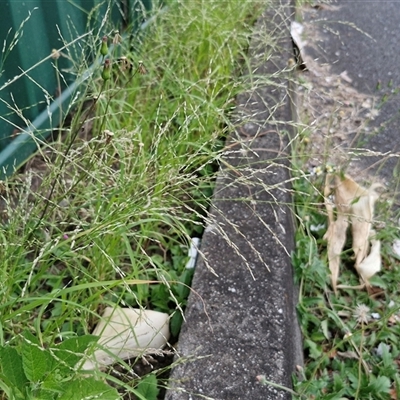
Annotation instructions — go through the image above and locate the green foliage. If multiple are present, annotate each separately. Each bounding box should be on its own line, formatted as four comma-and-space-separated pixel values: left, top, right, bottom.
58, 378, 119, 400
0, 0, 264, 397
291, 171, 400, 399
0, 333, 120, 400
0, 347, 28, 397
135, 374, 159, 400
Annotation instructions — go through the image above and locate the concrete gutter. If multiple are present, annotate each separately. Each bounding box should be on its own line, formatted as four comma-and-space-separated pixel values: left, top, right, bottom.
166, 1, 303, 399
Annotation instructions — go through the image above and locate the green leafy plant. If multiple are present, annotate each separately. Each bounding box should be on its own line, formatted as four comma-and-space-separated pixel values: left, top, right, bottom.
135, 374, 159, 400
291, 165, 400, 400
0, 332, 120, 400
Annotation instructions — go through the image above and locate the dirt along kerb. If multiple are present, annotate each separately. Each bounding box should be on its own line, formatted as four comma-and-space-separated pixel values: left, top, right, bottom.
294, 2, 400, 187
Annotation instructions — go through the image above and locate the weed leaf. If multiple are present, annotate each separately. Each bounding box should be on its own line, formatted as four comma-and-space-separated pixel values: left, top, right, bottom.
58, 334, 99, 354
58, 377, 119, 400
31, 388, 56, 400
136, 374, 159, 400
21, 331, 54, 383
0, 346, 28, 389
368, 375, 391, 394
170, 311, 183, 337
55, 334, 98, 372
304, 339, 322, 360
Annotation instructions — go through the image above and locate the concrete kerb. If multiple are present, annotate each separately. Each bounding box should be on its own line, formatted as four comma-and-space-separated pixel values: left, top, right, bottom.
165, 1, 302, 400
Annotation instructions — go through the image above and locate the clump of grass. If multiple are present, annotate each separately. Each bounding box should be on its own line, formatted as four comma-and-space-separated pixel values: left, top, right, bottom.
0, 0, 264, 397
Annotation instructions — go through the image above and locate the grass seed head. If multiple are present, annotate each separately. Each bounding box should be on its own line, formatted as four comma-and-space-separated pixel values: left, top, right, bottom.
113, 30, 122, 45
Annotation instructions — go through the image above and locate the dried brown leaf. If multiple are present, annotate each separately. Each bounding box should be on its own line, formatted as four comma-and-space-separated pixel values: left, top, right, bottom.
324, 174, 381, 291
324, 214, 349, 293
351, 187, 379, 268
358, 237, 381, 286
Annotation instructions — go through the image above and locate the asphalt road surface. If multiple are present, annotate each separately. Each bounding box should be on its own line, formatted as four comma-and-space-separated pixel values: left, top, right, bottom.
303, 0, 400, 185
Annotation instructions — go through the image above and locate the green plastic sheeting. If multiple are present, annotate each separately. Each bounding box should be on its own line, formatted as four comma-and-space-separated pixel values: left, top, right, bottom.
0, 0, 152, 180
